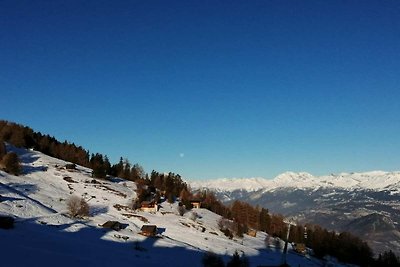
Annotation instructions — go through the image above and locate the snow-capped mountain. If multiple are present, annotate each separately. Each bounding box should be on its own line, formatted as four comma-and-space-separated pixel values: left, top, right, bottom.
0, 146, 328, 267
191, 171, 400, 193
191, 171, 400, 256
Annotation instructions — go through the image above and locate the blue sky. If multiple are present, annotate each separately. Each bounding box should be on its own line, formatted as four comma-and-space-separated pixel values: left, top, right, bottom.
1, 1, 400, 180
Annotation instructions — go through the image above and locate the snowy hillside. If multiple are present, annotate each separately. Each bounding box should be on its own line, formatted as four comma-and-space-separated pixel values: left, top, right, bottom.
0, 147, 329, 267
191, 171, 400, 193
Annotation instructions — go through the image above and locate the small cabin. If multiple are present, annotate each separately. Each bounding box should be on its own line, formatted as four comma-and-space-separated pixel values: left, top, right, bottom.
101, 221, 123, 231
247, 229, 257, 237
141, 225, 157, 237
140, 201, 158, 213
190, 200, 202, 209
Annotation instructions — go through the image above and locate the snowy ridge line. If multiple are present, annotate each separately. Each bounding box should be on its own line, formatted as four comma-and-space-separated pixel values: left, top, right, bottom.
190, 171, 400, 193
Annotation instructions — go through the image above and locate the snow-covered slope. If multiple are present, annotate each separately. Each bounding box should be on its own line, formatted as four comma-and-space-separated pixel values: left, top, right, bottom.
0, 147, 328, 267
191, 171, 400, 193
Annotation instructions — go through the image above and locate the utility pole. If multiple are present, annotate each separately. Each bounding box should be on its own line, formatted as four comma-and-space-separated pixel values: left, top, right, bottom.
281, 218, 297, 266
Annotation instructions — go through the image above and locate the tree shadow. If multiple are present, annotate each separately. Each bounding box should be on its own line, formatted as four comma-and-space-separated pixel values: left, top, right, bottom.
22, 164, 48, 175
20, 152, 48, 174
0, 218, 206, 267
89, 205, 109, 217
0, 182, 56, 214
0, 216, 322, 267
157, 227, 166, 235
0, 182, 39, 196
19, 153, 40, 165
0, 196, 24, 202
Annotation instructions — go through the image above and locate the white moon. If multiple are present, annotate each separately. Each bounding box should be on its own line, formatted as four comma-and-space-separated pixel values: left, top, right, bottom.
179, 153, 185, 158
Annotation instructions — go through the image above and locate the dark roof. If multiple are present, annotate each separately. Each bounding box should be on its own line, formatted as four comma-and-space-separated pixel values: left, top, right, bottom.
190, 199, 202, 203
141, 225, 157, 233
141, 201, 154, 205
101, 221, 122, 230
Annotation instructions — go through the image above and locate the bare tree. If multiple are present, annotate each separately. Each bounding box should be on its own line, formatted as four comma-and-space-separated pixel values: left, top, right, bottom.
1, 152, 21, 175
67, 195, 90, 218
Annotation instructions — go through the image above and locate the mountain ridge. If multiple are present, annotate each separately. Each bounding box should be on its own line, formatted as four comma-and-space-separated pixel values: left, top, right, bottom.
191, 170, 400, 193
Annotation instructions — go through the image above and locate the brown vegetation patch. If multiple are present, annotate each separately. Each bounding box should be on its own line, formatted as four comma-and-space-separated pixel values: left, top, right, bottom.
95, 185, 127, 198
131, 214, 149, 223
180, 222, 190, 227
121, 213, 149, 224
114, 234, 129, 241
121, 213, 135, 218
63, 176, 77, 183
113, 204, 131, 212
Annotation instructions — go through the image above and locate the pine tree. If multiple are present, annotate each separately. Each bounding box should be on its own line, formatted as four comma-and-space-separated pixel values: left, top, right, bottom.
180, 187, 193, 209
259, 208, 271, 232
90, 153, 107, 178
131, 163, 145, 181
111, 157, 124, 177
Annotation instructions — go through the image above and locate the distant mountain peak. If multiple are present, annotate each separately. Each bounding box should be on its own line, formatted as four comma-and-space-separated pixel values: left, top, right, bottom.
191, 171, 400, 193
274, 171, 314, 183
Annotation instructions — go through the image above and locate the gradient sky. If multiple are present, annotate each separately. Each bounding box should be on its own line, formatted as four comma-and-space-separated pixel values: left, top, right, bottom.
1, 1, 400, 180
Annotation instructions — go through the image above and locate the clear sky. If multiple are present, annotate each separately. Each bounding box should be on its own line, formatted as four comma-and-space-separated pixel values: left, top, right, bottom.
1, 0, 400, 180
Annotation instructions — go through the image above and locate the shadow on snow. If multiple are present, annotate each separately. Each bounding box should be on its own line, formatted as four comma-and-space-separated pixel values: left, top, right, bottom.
0, 215, 322, 267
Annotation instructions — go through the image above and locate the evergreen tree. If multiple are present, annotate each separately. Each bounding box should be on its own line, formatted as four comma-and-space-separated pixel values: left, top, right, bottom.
259, 208, 271, 232
180, 187, 193, 209
122, 158, 131, 180
111, 157, 124, 177
90, 153, 107, 178
131, 163, 145, 181
104, 156, 111, 175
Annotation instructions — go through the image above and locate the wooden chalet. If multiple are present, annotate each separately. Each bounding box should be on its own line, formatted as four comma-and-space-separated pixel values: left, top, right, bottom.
101, 221, 123, 231
140, 225, 157, 237
140, 201, 158, 212
190, 199, 202, 209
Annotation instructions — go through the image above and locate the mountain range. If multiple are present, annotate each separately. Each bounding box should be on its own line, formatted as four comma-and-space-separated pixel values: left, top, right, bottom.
191, 171, 400, 256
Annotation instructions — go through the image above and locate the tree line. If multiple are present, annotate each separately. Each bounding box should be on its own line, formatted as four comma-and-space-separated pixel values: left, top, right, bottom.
0, 120, 145, 181
195, 191, 394, 267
